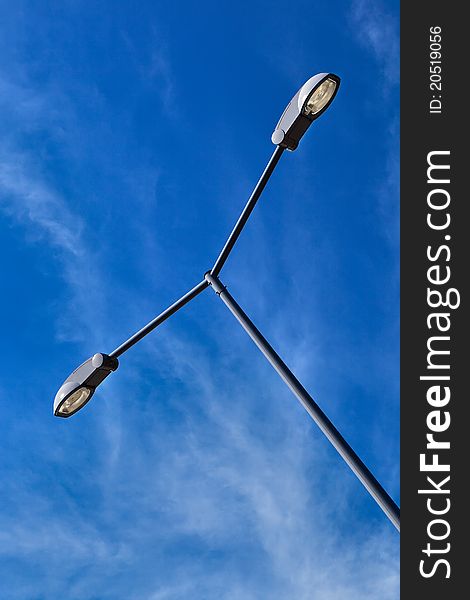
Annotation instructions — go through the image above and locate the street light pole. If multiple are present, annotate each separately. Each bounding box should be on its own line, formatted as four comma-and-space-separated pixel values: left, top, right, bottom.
204, 272, 400, 531
53, 73, 400, 531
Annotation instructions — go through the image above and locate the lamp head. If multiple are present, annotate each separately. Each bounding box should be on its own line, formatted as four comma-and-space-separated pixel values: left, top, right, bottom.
272, 73, 340, 151
54, 353, 119, 418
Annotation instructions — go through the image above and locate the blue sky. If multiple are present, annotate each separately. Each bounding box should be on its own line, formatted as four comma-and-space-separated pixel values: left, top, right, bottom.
0, 1, 399, 598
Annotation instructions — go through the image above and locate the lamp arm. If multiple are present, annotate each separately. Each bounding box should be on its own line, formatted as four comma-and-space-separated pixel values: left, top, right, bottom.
210, 145, 285, 277
109, 279, 209, 359
109, 145, 285, 358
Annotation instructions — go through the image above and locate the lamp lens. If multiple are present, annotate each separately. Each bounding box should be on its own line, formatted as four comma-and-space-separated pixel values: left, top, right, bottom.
303, 78, 337, 116
59, 387, 91, 415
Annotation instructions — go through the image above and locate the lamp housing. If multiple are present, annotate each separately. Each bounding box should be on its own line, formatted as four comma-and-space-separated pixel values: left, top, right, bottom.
54, 353, 118, 418
271, 73, 340, 151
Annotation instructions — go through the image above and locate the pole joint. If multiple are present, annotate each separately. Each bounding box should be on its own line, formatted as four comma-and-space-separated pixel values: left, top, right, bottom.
204, 271, 226, 295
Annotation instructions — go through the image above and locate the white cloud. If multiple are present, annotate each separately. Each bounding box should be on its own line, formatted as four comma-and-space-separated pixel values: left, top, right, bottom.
0, 153, 83, 256
0, 147, 108, 347
97, 327, 400, 599
350, 0, 399, 87
0, 23, 399, 599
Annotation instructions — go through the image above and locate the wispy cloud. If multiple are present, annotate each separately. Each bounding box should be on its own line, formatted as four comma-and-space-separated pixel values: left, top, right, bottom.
97, 324, 400, 599
0, 154, 82, 256
0, 7, 399, 598
0, 147, 108, 347
350, 0, 399, 87
116, 18, 179, 122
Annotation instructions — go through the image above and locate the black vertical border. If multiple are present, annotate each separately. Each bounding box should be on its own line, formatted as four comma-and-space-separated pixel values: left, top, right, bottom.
401, 4, 467, 597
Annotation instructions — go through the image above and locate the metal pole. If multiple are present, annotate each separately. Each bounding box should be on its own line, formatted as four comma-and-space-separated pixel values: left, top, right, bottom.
205, 272, 400, 531
211, 146, 285, 277
109, 279, 209, 358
